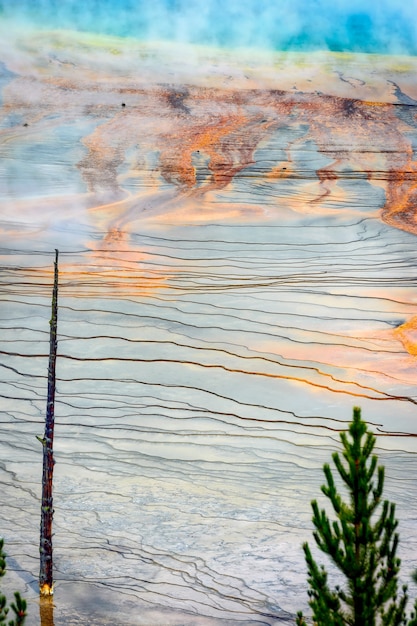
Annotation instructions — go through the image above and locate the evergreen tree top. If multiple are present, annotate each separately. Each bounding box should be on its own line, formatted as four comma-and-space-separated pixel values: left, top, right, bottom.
296, 406, 417, 626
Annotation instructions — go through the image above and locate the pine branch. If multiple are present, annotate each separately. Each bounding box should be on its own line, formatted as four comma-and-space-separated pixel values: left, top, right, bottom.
0, 540, 27, 626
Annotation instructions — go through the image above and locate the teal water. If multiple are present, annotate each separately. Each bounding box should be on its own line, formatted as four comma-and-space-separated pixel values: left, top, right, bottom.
1, 0, 417, 54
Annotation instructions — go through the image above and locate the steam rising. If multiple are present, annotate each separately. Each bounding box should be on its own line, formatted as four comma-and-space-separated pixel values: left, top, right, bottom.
1, 0, 417, 54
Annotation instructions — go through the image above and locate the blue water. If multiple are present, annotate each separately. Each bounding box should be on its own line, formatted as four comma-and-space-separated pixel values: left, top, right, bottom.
1, 0, 417, 54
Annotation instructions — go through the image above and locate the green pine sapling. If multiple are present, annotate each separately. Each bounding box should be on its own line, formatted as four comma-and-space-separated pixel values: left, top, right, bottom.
0, 538, 27, 625
296, 407, 417, 626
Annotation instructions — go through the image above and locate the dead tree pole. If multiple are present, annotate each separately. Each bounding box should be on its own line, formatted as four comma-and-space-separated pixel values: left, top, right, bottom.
39, 249, 59, 596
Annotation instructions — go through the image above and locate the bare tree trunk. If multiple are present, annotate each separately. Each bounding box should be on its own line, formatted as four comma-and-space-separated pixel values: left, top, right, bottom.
39, 249, 59, 596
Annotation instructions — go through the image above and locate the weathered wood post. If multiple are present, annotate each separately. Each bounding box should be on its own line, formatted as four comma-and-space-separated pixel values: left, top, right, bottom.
39, 596, 55, 626
39, 249, 59, 596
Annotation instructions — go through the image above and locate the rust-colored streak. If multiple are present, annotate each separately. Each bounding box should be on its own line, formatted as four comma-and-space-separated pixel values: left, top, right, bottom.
61, 86, 417, 235
381, 163, 417, 235
2, 39, 417, 237
312, 160, 343, 203
78, 113, 128, 196
158, 89, 297, 191
160, 113, 249, 188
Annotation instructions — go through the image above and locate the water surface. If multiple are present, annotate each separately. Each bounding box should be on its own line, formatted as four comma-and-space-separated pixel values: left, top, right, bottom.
1, 6, 417, 625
